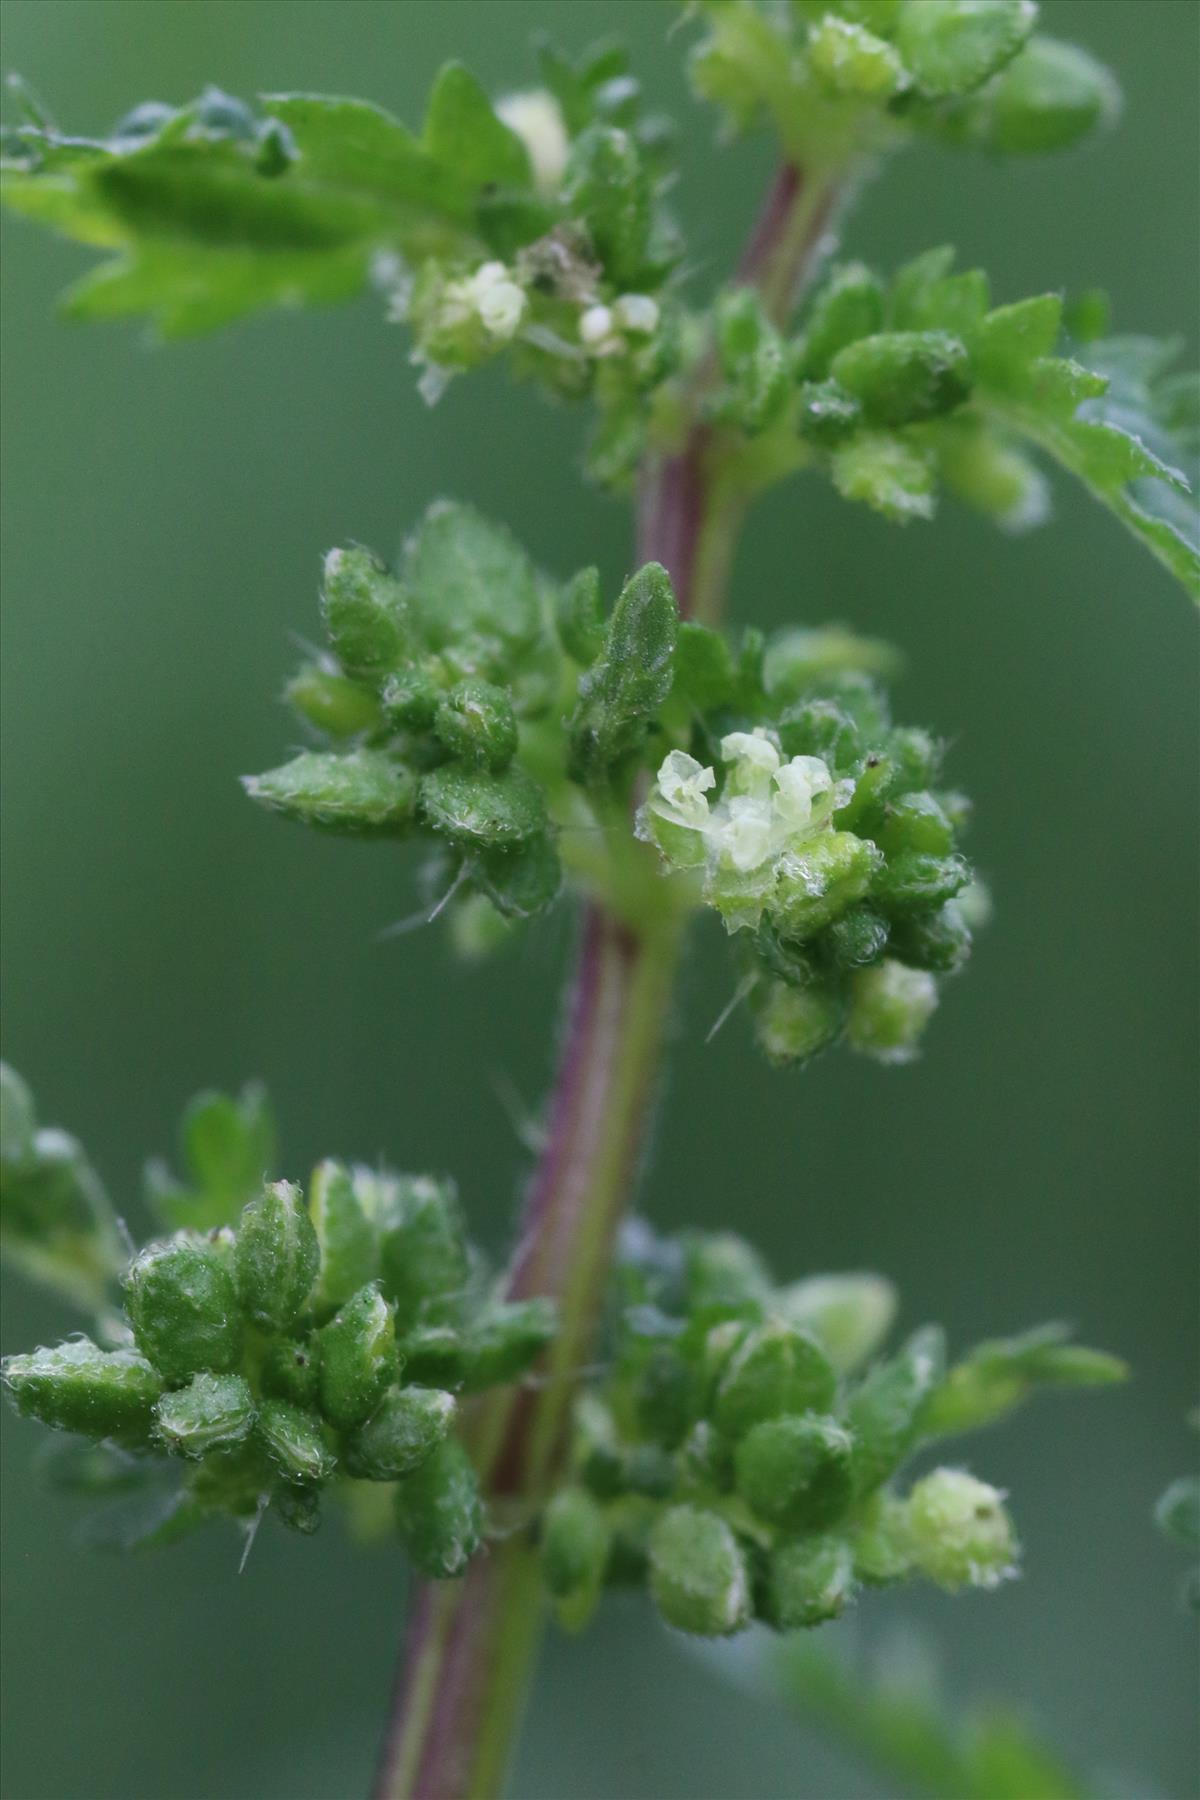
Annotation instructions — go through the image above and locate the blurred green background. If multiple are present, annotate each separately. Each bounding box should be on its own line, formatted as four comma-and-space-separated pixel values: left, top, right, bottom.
1, 4, 1196, 1797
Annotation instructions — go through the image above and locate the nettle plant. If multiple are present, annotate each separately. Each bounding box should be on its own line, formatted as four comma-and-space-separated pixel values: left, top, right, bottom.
1, 5, 1196, 1798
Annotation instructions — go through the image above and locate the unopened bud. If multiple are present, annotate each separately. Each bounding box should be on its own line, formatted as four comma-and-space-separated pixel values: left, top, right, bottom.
905, 1467, 1019, 1590
713, 1321, 837, 1442
125, 1239, 242, 1383
318, 1284, 396, 1429
648, 1505, 751, 1636
348, 1384, 456, 1480
766, 1534, 856, 1629
3, 1340, 162, 1445
394, 1436, 483, 1578
155, 1371, 255, 1458
235, 1181, 319, 1331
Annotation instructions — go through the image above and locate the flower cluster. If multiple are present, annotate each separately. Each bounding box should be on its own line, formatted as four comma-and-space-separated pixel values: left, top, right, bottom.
639, 660, 981, 1067
1, 1069, 553, 1567
539, 1220, 1124, 1638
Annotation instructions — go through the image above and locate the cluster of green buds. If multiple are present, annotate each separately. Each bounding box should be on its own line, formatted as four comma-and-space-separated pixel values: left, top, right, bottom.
639, 640, 982, 1067
540, 1220, 1125, 1637
691, 0, 1119, 165
1, 1069, 553, 1568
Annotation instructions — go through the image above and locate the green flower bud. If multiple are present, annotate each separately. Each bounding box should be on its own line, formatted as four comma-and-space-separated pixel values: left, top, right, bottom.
852, 1489, 915, 1584
285, 664, 382, 738
556, 565, 606, 666
260, 1334, 321, 1407
562, 124, 652, 289
776, 697, 864, 771
377, 1176, 469, 1333
633, 1347, 699, 1449
684, 1231, 773, 1316
735, 1413, 855, 1531
308, 1159, 377, 1313
320, 546, 410, 680
823, 906, 890, 969
831, 331, 971, 427
905, 1467, 1019, 1589
395, 1436, 483, 1578
832, 430, 937, 522
257, 1399, 336, 1486
874, 850, 970, 912
848, 1324, 945, 1495
235, 1180, 319, 1332
380, 665, 443, 731
274, 1481, 322, 1535
317, 1285, 396, 1429
766, 1534, 856, 1630
713, 1321, 837, 1441
773, 833, 883, 941
125, 1239, 242, 1383
2, 1340, 162, 1445
574, 1393, 627, 1499
420, 763, 546, 848
348, 1384, 456, 1480
461, 1298, 557, 1392
775, 1273, 898, 1374
398, 1326, 468, 1391
470, 833, 562, 921
888, 901, 972, 973
807, 15, 908, 99
648, 1505, 751, 1636
434, 679, 519, 772
951, 35, 1121, 155
243, 750, 418, 837
542, 1486, 612, 1631
878, 792, 955, 857
847, 960, 940, 1063
753, 979, 844, 1067
797, 380, 864, 447
796, 263, 887, 381
154, 1371, 256, 1458
0, 1120, 124, 1311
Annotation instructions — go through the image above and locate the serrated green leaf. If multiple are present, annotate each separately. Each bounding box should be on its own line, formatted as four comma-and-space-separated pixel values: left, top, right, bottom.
670, 621, 737, 713
924, 1323, 1128, 1436
897, 0, 1037, 100
422, 64, 531, 193
148, 1083, 276, 1232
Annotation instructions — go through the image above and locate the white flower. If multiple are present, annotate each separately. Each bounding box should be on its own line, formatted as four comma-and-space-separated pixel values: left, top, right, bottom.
495, 89, 570, 195
580, 304, 619, 353
465, 262, 526, 340
720, 729, 780, 799
614, 293, 660, 335
656, 750, 715, 825
713, 796, 774, 872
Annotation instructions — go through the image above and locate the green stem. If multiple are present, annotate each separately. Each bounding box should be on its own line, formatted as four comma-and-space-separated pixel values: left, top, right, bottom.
374, 157, 841, 1800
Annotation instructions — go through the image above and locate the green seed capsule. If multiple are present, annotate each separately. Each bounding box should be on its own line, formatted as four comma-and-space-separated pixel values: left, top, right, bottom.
434, 679, 519, 772
321, 546, 411, 680
831, 330, 971, 426
257, 1399, 336, 1486
766, 1535, 856, 1630
419, 763, 546, 849
317, 1285, 396, 1429
823, 906, 890, 970
847, 1324, 945, 1496
154, 1372, 256, 1458
713, 1322, 837, 1442
395, 1436, 483, 1578
905, 1468, 1019, 1590
648, 1505, 751, 1637
773, 833, 884, 941
461, 1298, 556, 1392
348, 1385, 456, 1480
734, 1413, 855, 1531
308, 1159, 377, 1313
878, 792, 955, 857
235, 1180, 319, 1332
125, 1239, 242, 1383
377, 1177, 469, 1334
541, 1487, 612, 1631
888, 901, 972, 973
285, 665, 382, 739
2, 1340, 162, 1445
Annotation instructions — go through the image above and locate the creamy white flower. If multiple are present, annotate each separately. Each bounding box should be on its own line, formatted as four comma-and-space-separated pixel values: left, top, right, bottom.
720, 728, 781, 800
712, 796, 774, 872
656, 750, 715, 825
772, 754, 836, 831
466, 262, 526, 340
495, 89, 570, 195
614, 293, 660, 335
580, 304, 618, 352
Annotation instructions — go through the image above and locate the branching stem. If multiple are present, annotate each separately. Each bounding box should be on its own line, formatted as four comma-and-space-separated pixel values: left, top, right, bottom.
375, 159, 841, 1800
